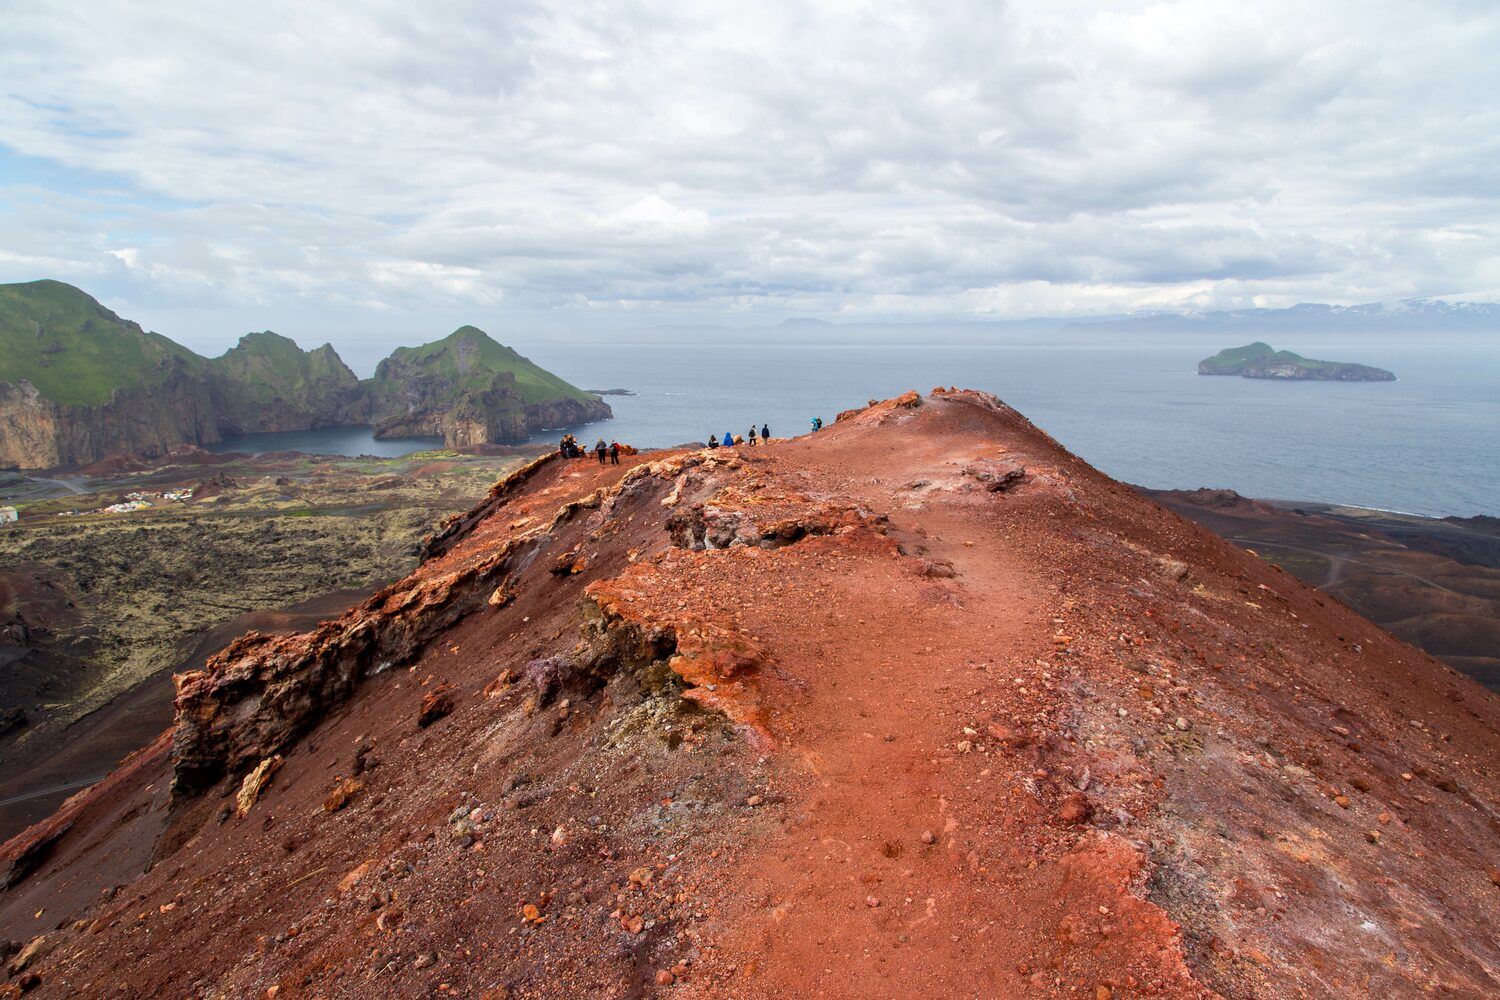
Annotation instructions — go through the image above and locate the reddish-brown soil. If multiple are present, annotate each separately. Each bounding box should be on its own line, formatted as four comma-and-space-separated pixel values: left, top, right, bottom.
2, 390, 1497, 998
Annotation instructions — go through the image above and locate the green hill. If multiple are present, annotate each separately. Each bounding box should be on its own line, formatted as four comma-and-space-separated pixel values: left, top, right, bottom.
0, 280, 205, 406
1198, 342, 1395, 381
370, 326, 596, 406
209, 332, 368, 432
367, 326, 608, 444
212, 332, 356, 402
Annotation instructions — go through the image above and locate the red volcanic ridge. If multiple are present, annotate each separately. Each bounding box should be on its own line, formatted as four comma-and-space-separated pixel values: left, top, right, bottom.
2, 389, 1497, 998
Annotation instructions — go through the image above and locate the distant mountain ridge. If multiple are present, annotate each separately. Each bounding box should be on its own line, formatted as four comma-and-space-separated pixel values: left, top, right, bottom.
689, 296, 1500, 335
1065, 297, 1500, 334
0, 280, 610, 468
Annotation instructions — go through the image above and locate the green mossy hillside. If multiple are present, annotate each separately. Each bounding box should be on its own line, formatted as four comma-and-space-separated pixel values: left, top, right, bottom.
369, 326, 595, 406
0, 280, 205, 406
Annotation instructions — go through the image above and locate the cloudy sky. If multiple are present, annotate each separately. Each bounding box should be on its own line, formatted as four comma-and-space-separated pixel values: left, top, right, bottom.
3, 1, 1499, 352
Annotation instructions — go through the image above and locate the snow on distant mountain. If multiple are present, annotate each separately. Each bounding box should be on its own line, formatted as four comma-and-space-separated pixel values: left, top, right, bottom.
1064, 297, 1500, 334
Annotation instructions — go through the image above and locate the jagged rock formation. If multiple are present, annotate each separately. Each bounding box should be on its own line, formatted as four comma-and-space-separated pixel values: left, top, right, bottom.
0, 282, 610, 467
2, 390, 1497, 998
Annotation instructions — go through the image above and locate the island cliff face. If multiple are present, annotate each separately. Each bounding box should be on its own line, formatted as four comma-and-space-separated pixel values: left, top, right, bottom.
0, 282, 610, 467
0, 282, 221, 467
366, 327, 612, 448
0, 369, 220, 469
1198, 342, 1396, 381
3, 390, 1496, 998
209, 332, 369, 433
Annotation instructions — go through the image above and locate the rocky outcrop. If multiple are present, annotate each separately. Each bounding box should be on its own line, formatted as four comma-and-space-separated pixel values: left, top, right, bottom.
666, 494, 886, 550
166, 447, 730, 799
169, 534, 538, 796
418, 451, 560, 560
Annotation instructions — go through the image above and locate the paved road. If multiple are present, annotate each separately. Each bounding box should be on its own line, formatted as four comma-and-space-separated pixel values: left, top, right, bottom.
1229, 536, 1461, 596
0, 775, 103, 808
26, 476, 87, 496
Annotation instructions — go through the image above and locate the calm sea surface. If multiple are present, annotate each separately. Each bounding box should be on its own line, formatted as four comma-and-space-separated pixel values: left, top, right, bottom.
213, 329, 1500, 517
208, 425, 441, 459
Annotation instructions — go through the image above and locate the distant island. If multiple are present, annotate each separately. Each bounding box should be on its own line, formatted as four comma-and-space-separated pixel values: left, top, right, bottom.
1198, 342, 1396, 382
0, 280, 611, 468
585, 388, 637, 396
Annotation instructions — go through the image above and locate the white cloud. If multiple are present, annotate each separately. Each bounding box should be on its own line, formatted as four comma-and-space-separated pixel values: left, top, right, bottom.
1, 0, 1498, 339
610, 195, 711, 232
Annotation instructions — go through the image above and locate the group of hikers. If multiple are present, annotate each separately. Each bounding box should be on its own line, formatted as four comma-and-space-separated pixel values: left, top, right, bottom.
708, 423, 772, 449
561, 415, 826, 463
559, 433, 624, 464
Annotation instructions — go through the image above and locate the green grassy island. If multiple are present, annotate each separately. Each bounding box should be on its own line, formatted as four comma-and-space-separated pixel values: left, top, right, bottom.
1198, 342, 1395, 381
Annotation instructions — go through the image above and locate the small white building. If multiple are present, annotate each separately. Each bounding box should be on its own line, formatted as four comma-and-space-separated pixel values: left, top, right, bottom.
0, 506, 17, 524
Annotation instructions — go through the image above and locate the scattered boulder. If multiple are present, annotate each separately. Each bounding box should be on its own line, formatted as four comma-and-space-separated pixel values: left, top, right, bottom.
5, 935, 48, 977
323, 778, 363, 813
920, 559, 957, 579
419, 686, 456, 727
523, 655, 581, 707
488, 579, 518, 608
235, 755, 284, 818
1058, 792, 1094, 825
1152, 556, 1191, 584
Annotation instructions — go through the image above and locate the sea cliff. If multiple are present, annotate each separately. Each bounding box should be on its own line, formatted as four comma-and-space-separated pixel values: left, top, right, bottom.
0, 282, 611, 467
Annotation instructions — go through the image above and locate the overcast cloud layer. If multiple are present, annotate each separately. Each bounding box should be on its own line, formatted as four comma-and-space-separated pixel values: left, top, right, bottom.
3, 1, 1500, 346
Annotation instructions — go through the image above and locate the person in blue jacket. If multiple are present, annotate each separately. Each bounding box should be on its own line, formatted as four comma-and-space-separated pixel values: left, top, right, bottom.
722, 431, 734, 447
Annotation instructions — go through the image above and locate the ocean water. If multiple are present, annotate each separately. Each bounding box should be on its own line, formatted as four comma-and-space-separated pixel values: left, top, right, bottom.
213, 329, 1500, 517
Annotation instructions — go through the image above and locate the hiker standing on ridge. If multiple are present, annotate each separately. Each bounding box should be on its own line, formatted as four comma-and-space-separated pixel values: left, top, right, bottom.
595, 438, 608, 464
761, 423, 770, 442
748, 425, 758, 446
609, 441, 620, 465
